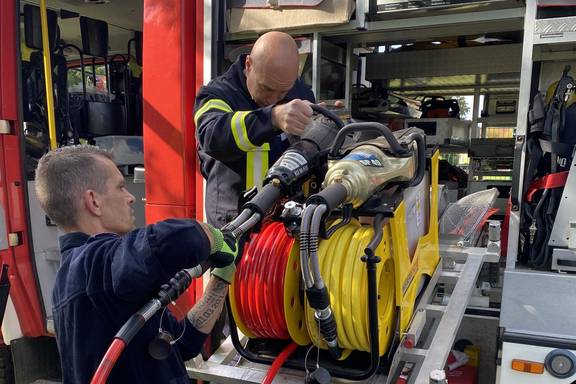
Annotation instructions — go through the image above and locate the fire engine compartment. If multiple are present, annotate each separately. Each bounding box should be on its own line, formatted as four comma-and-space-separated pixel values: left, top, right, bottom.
2, 0, 576, 383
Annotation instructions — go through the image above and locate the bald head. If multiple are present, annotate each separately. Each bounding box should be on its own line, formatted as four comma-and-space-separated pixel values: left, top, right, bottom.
244, 32, 300, 107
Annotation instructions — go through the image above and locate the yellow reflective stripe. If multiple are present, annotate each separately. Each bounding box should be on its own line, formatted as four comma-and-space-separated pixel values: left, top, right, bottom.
246, 147, 270, 189
193, 99, 232, 126
231, 111, 260, 152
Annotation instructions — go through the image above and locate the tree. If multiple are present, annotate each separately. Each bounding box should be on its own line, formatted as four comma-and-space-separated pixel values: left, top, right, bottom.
456, 96, 471, 119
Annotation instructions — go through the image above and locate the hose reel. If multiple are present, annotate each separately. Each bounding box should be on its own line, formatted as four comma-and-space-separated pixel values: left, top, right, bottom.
224, 111, 438, 381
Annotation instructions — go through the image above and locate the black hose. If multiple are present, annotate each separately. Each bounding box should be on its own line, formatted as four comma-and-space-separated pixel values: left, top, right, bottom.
329, 122, 409, 158
362, 213, 385, 379
300, 204, 316, 289
306, 183, 348, 212
405, 133, 426, 187
222, 208, 254, 234
242, 182, 282, 217
325, 204, 353, 239
310, 205, 327, 289
231, 213, 261, 240
365, 214, 385, 253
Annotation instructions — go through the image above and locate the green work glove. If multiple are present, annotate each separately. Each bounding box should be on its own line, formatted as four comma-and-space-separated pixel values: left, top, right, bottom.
211, 236, 238, 284
204, 224, 237, 268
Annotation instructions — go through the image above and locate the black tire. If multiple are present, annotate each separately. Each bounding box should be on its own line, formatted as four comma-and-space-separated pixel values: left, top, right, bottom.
0, 344, 15, 384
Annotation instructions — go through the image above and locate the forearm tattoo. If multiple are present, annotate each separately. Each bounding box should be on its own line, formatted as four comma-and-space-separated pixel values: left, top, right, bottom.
187, 277, 229, 332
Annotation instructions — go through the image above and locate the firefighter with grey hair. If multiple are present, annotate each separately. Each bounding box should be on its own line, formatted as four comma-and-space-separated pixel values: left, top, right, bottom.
35, 145, 237, 384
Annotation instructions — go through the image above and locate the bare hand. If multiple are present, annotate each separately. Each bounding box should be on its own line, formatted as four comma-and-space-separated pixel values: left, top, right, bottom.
271, 99, 313, 136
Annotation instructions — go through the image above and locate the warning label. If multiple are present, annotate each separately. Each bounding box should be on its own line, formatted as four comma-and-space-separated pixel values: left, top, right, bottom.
277, 152, 308, 177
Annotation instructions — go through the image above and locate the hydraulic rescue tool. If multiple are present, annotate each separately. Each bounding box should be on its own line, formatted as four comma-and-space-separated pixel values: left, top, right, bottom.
226, 117, 440, 382
223, 105, 344, 239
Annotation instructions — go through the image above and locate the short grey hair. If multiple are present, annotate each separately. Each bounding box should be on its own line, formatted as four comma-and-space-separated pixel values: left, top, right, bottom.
35, 145, 114, 230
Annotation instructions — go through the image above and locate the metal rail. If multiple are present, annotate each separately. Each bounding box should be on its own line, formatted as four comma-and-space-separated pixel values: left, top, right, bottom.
187, 246, 495, 384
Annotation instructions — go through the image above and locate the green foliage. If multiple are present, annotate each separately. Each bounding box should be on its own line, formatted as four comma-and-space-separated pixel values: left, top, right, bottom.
456, 96, 471, 119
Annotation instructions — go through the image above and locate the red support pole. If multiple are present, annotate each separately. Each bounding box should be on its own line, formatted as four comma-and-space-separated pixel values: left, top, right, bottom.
143, 0, 204, 316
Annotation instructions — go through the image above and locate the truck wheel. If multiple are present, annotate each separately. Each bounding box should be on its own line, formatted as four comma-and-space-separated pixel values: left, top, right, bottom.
0, 344, 14, 384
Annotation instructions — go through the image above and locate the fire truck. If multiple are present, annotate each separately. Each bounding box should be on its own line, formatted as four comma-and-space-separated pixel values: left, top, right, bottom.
2, 0, 576, 383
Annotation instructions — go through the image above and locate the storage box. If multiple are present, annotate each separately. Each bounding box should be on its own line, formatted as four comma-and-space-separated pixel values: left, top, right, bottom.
227, 0, 354, 34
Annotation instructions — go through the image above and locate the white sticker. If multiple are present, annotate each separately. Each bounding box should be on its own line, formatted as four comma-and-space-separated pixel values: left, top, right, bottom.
277, 151, 309, 177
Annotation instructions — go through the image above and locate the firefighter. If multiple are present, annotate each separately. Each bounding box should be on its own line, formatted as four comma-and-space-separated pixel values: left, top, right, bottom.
194, 31, 316, 227
35, 145, 237, 384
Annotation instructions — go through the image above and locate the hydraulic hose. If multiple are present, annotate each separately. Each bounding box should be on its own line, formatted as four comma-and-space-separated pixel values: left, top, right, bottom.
405, 133, 426, 187
230, 222, 309, 343
362, 214, 385, 378
310, 204, 327, 288
262, 342, 299, 384
305, 221, 395, 356
329, 122, 409, 159
300, 204, 316, 289
231, 213, 262, 239
90, 268, 197, 383
90, 339, 125, 384
226, 219, 396, 381
304, 204, 341, 360
222, 208, 254, 234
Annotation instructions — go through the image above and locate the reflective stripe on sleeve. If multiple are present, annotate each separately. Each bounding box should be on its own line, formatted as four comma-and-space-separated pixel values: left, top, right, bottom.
193, 99, 233, 126
231, 111, 263, 152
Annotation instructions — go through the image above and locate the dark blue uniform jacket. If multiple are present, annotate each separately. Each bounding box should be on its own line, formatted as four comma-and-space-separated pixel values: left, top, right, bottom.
194, 54, 315, 227
53, 220, 211, 383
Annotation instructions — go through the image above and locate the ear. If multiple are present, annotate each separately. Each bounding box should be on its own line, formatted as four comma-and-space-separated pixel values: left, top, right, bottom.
82, 189, 102, 217
245, 55, 252, 73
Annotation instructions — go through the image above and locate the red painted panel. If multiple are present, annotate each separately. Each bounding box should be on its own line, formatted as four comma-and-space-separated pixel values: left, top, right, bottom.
0, 135, 45, 337
143, 0, 199, 211
0, 0, 18, 120
0, 0, 45, 337
143, 0, 203, 313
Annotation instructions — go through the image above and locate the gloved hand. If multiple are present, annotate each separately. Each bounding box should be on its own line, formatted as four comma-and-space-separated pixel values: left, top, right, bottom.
211, 235, 238, 284
204, 225, 237, 268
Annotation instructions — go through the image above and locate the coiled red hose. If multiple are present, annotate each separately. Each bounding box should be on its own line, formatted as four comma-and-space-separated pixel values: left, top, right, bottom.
233, 222, 294, 339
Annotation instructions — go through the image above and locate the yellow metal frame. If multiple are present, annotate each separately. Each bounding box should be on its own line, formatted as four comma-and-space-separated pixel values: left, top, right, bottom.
389, 149, 440, 333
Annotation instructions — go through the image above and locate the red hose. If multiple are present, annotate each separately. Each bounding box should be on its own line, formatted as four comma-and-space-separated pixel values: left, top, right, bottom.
237, 235, 256, 332
262, 342, 298, 384
90, 338, 126, 384
233, 222, 294, 339
251, 225, 277, 337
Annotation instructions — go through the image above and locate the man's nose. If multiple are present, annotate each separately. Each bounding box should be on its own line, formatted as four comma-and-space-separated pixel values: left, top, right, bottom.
127, 191, 136, 204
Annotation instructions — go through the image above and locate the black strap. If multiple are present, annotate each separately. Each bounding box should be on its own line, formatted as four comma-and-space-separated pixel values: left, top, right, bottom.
538, 138, 575, 157
528, 93, 546, 134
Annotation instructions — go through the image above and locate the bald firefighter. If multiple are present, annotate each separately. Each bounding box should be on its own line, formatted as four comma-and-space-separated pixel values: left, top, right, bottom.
194, 31, 316, 227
